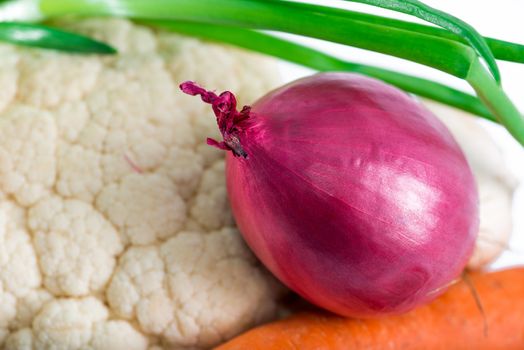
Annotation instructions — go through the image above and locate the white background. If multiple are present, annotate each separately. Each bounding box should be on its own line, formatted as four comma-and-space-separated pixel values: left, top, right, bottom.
278, 0, 524, 268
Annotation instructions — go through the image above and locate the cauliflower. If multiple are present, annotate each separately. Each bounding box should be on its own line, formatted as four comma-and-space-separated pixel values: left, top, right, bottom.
0, 18, 282, 349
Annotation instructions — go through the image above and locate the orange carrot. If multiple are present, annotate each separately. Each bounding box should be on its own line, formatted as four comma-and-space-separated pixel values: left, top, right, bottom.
217, 268, 524, 350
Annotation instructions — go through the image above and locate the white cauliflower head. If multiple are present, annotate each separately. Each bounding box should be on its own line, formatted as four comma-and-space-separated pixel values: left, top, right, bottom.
0, 18, 282, 349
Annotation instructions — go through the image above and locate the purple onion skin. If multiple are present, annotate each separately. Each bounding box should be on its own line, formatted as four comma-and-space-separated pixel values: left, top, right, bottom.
183, 73, 479, 318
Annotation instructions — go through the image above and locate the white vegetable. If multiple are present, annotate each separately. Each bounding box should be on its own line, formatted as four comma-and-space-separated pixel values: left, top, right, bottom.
423, 100, 518, 269
0, 18, 282, 349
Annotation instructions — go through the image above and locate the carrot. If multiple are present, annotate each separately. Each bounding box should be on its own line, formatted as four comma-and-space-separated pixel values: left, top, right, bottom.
217, 268, 524, 350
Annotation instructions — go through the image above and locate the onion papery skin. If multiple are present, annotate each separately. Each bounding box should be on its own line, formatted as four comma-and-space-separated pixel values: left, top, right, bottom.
225, 73, 478, 318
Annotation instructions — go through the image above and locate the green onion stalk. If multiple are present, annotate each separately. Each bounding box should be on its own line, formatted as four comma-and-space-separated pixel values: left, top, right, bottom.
1, 0, 523, 146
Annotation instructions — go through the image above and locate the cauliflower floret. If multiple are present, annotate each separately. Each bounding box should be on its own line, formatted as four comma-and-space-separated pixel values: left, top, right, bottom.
0, 202, 50, 345
189, 160, 234, 231
0, 202, 40, 297
107, 228, 277, 349
5, 298, 148, 350
0, 17, 282, 349
91, 320, 149, 350
32, 297, 108, 349
0, 106, 56, 206
4, 329, 32, 350
157, 147, 204, 200
28, 196, 123, 296
11, 290, 52, 330
96, 173, 186, 245
17, 52, 101, 109
0, 290, 16, 345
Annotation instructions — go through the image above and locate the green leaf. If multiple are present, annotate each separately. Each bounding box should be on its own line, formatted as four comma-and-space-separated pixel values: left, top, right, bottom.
467, 57, 524, 145
0, 22, 116, 54
147, 20, 494, 122
17, 0, 519, 64
484, 38, 524, 64
343, 0, 500, 82
40, 0, 476, 79
318, 6, 524, 64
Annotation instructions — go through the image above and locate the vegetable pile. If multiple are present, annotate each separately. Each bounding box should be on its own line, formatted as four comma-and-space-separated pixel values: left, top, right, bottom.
0, 18, 283, 350
0, 0, 522, 349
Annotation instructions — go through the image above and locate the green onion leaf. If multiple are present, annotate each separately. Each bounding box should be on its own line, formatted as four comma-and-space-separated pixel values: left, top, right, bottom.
39, 0, 476, 79
0, 22, 116, 54
148, 20, 494, 122
13, 0, 520, 65
467, 57, 524, 145
301, 5, 524, 64
343, 0, 500, 83
485, 38, 524, 64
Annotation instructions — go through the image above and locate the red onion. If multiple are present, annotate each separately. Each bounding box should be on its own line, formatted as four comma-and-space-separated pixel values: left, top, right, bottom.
180, 73, 479, 317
